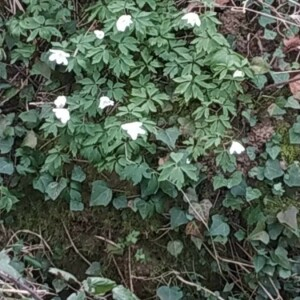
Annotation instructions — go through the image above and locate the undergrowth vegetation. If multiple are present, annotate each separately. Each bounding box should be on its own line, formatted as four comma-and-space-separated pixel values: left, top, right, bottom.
1, 0, 300, 299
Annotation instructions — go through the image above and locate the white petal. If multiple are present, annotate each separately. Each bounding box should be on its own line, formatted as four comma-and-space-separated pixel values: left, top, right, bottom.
49, 53, 57, 62
99, 96, 114, 109
116, 15, 133, 32
94, 30, 105, 40
229, 141, 245, 155
53, 108, 70, 124
233, 70, 244, 78
182, 13, 201, 27
54, 96, 67, 108
121, 122, 146, 140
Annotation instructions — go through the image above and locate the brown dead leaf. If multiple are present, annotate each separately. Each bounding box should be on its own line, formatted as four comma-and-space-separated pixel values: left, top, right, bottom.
185, 221, 203, 238
283, 36, 300, 52
289, 74, 300, 99
188, 199, 212, 225
158, 154, 169, 166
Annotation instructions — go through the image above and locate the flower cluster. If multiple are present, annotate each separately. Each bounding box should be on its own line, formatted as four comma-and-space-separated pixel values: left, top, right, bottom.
53, 96, 70, 124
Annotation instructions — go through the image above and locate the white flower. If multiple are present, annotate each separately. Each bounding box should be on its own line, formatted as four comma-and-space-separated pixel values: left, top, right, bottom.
54, 96, 67, 108
186, 158, 191, 164
229, 141, 245, 155
94, 30, 105, 40
53, 108, 70, 124
121, 122, 146, 140
116, 15, 133, 32
182, 12, 201, 27
233, 70, 245, 78
99, 96, 114, 109
49, 49, 70, 66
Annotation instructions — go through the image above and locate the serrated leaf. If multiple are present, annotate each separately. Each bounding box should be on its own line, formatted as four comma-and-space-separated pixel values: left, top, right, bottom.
90, 180, 112, 207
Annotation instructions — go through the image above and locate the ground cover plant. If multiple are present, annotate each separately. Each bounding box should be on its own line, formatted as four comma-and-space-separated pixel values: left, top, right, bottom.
1, 0, 300, 299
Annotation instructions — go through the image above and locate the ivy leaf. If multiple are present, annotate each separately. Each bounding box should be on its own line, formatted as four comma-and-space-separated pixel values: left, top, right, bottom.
284, 162, 300, 187
46, 178, 68, 201
155, 127, 180, 149
227, 171, 243, 189
21, 130, 37, 149
245, 187, 262, 202
90, 180, 112, 207
264, 159, 284, 180
120, 163, 151, 185
0, 158, 14, 175
277, 206, 298, 231
248, 231, 270, 244
213, 174, 227, 190
209, 215, 230, 237
167, 240, 183, 258
170, 207, 189, 229
157, 286, 183, 300
253, 255, 266, 273
266, 145, 281, 160
113, 196, 128, 210
83, 277, 116, 295
49, 268, 78, 283
112, 285, 139, 300
71, 165, 86, 183
33, 173, 53, 193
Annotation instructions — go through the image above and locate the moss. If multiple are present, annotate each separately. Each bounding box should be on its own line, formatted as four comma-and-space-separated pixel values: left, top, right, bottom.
276, 122, 300, 164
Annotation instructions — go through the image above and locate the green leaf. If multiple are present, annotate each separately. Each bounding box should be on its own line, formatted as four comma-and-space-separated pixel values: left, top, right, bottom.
33, 173, 53, 193
266, 145, 281, 160
157, 286, 183, 300
112, 285, 140, 300
0, 158, 14, 175
49, 268, 78, 283
113, 196, 128, 210
167, 240, 183, 258
264, 159, 284, 180
213, 174, 227, 190
248, 230, 269, 245
69, 189, 84, 211
267, 103, 286, 116
245, 187, 262, 202
227, 171, 243, 188
86, 262, 102, 276
155, 127, 180, 149
71, 165, 86, 183
0, 137, 14, 154
284, 162, 300, 187
160, 181, 178, 198
285, 96, 300, 109
264, 28, 277, 40
31, 60, 51, 79
46, 178, 68, 201
0, 251, 21, 280
250, 57, 270, 74
21, 130, 37, 149
273, 246, 291, 269
209, 215, 230, 237
90, 180, 112, 207
277, 206, 298, 231
83, 277, 116, 295
169, 207, 188, 229
253, 255, 266, 273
